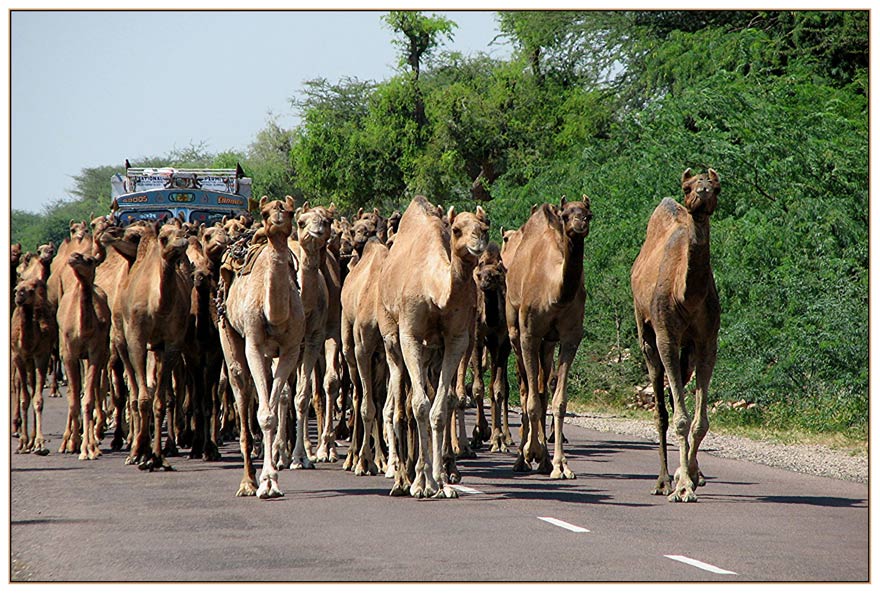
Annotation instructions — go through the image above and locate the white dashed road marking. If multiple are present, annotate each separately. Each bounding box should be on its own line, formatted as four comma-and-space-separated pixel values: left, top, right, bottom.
537, 517, 590, 533
665, 555, 737, 575
451, 485, 484, 495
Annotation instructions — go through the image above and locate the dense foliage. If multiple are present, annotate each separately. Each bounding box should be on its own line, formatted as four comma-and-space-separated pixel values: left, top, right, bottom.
13, 10, 867, 436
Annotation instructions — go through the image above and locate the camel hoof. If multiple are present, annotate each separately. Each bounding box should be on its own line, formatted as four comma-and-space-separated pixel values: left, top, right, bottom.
390, 479, 411, 496
202, 442, 222, 462
456, 448, 477, 460
291, 458, 315, 470
696, 471, 707, 488
110, 437, 124, 452
536, 457, 553, 475
257, 479, 284, 499
512, 456, 530, 473
550, 465, 576, 480
354, 459, 378, 476
33, 447, 50, 457
236, 481, 258, 497
434, 485, 459, 499
668, 487, 698, 503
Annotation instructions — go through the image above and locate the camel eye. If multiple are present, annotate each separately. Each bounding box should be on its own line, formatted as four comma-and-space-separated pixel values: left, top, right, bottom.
299, 220, 306, 228
453, 227, 462, 237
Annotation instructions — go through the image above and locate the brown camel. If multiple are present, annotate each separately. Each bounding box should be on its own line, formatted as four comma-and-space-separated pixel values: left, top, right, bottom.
505, 196, 592, 478
56, 252, 111, 459
113, 219, 192, 471
11, 278, 56, 454
468, 241, 514, 452
340, 237, 391, 477
631, 168, 721, 503
218, 196, 305, 498
379, 196, 488, 498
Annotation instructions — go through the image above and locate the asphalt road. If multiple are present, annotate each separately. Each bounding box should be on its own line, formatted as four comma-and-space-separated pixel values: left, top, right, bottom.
8, 391, 869, 582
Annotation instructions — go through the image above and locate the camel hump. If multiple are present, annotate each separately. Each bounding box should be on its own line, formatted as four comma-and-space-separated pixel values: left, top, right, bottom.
651, 197, 688, 226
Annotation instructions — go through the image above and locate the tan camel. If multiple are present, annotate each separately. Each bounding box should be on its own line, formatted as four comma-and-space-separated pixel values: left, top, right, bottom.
506, 196, 592, 479
218, 196, 305, 498
17, 243, 55, 283
47, 219, 91, 308
113, 219, 192, 471
469, 242, 514, 452
631, 168, 721, 503
94, 222, 148, 451
11, 278, 56, 455
279, 203, 330, 470
379, 196, 488, 498
56, 252, 111, 459
11, 243, 22, 302
340, 237, 391, 477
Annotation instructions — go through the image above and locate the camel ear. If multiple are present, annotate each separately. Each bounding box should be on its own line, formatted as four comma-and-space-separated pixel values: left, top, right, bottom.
560, 195, 567, 208
530, 204, 538, 215
475, 205, 487, 223
259, 196, 269, 209
373, 207, 380, 216
221, 215, 228, 224
581, 193, 591, 207
447, 206, 456, 225
708, 168, 720, 183
328, 203, 337, 218
285, 195, 296, 211
681, 168, 694, 186
177, 212, 186, 223
357, 207, 364, 218
69, 219, 76, 230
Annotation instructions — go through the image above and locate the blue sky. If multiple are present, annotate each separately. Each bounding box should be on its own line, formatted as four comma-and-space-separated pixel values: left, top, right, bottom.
10, 9, 511, 214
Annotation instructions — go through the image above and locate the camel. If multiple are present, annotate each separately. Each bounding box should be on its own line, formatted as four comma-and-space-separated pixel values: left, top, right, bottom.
11, 242, 22, 298
505, 196, 592, 479
56, 252, 110, 459
11, 278, 56, 455
378, 196, 488, 498
113, 218, 192, 471
17, 243, 55, 283
94, 222, 149, 451
218, 196, 305, 498
468, 242, 514, 452
631, 168, 721, 503
278, 203, 330, 470
340, 237, 391, 477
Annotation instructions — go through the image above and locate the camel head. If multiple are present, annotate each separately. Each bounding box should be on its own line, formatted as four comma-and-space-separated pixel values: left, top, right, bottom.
448, 205, 489, 264
352, 209, 382, 253
475, 242, 506, 292
682, 168, 720, 218
36, 242, 55, 265
199, 223, 230, 263
559, 195, 592, 239
258, 195, 296, 240
90, 215, 113, 242
11, 243, 22, 265
156, 221, 189, 263
69, 219, 89, 241
296, 203, 333, 251
67, 251, 99, 283
14, 277, 45, 308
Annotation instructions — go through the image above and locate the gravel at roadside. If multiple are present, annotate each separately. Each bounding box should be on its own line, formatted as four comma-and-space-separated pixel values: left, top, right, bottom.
563, 412, 868, 484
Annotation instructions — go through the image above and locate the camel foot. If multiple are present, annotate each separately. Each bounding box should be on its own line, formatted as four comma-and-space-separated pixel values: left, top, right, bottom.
549, 460, 576, 480
651, 475, 673, 496
696, 470, 706, 488
444, 458, 461, 484
78, 448, 101, 461
290, 454, 315, 470
236, 479, 258, 497
110, 434, 125, 452
354, 457, 378, 477
389, 474, 411, 496
455, 446, 477, 460
163, 440, 180, 458
137, 454, 175, 472
201, 441, 222, 462
512, 454, 531, 473
489, 435, 510, 453
33, 446, 50, 456
410, 470, 438, 499
433, 484, 459, 499
535, 456, 553, 475
342, 450, 356, 472
257, 477, 284, 499
668, 485, 698, 503
315, 444, 338, 463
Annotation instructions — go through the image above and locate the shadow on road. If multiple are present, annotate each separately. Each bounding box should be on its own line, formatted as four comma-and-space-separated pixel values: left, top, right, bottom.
705, 494, 867, 508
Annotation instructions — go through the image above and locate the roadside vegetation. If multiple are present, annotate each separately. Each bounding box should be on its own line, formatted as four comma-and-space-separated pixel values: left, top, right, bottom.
13, 10, 868, 441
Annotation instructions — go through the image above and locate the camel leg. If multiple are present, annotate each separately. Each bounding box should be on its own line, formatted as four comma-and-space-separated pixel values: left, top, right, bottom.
340, 320, 359, 470
549, 340, 578, 479
108, 357, 128, 451
383, 332, 410, 495
291, 345, 319, 470
637, 320, 672, 495
14, 361, 32, 453
245, 342, 284, 498
354, 337, 379, 476
471, 342, 490, 449
519, 332, 547, 472
273, 378, 293, 470
79, 360, 102, 460
11, 366, 22, 438
688, 342, 717, 489
220, 326, 259, 496
453, 349, 476, 460
59, 355, 82, 454
430, 334, 467, 499
382, 363, 399, 479
142, 351, 178, 471
656, 332, 695, 503
316, 336, 340, 463
399, 331, 438, 499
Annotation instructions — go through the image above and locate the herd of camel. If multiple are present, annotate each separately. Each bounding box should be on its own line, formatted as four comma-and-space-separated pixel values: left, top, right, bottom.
10, 167, 721, 503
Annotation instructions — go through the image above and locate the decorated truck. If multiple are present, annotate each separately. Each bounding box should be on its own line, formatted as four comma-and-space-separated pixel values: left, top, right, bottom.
110, 160, 252, 226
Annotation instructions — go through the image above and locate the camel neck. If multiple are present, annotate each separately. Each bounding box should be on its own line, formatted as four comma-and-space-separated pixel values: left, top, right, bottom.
484, 286, 503, 328
75, 276, 95, 334
264, 233, 293, 326
559, 235, 584, 304
15, 304, 35, 352
684, 216, 712, 304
